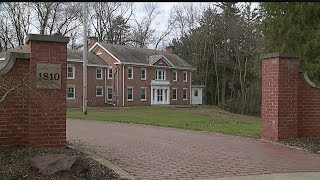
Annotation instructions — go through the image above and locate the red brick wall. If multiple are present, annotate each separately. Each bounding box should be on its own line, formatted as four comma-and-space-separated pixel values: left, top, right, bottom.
123, 65, 152, 106
170, 70, 191, 106
262, 53, 320, 142
277, 58, 299, 140
0, 34, 68, 148
298, 73, 320, 137
87, 66, 107, 107
123, 65, 191, 106
261, 57, 280, 141
0, 59, 30, 146
28, 40, 67, 147
66, 63, 111, 108
93, 46, 122, 106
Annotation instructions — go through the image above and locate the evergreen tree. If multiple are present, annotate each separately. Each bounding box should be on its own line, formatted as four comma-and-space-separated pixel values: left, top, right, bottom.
260, 2, 320, 83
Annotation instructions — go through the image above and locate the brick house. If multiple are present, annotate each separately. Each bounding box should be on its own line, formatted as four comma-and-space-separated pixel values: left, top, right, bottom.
65, 37, 196, 107
0, 37, 197, 107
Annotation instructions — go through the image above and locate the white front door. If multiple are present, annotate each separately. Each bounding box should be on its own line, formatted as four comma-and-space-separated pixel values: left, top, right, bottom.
151, 86, 170, 105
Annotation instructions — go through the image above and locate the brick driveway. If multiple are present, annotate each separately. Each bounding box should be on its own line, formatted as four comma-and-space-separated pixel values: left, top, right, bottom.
67, 119, 320, 179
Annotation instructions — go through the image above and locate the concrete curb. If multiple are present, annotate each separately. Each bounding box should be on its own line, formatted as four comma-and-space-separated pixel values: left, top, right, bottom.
213, 172, 320, 180
67, 143, 135, 180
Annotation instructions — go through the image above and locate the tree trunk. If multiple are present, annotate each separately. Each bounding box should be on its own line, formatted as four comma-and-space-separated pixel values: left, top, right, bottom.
221, 65, 226, 104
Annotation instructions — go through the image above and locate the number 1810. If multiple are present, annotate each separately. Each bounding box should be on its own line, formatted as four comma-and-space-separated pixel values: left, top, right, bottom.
39, 73, 60, 80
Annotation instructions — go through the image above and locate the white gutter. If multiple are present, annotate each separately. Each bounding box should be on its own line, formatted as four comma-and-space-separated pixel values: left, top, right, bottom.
114, 61, 196, 70
122, 64, 125, 107
87, 64, 108, 68
68, 59, 108, 67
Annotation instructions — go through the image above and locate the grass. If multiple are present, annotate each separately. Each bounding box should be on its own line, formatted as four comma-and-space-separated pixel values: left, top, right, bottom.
67, 105, 261, 138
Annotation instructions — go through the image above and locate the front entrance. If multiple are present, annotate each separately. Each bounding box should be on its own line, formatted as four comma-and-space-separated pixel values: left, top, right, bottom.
151, 86, 170, 105
151, 80, 170, 105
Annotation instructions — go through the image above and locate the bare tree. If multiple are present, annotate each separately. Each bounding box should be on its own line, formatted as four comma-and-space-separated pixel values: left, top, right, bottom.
4, 2, 31, 46
88, 2, 134, 44
31, 2, 81, 36
171, 3, 202, 37
131, 3, 159, 48
153, 9, 176, 50
0, 12, 15, 51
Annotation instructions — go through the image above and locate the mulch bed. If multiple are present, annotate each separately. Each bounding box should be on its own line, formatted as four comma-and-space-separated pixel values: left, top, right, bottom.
0, 145, 122, 180
281, 138, 320, 154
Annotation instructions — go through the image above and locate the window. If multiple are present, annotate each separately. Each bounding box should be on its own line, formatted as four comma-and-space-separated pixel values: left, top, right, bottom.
172, 88, 177, 100
107, 87, 113, 100
127, 87, 133, 101
108, 68, 113, 79
96, 68, 102, 79
128, 67, 133, 79
67, 86, 75, 99
194, 90, 198, 97
183, 71, 188, 82
141, 68, 147, 80
183, 89, 188, 100
96, 86, 103, 97
67, 65, 75, 79
157, 89, 163, 101
155, 69, 166, 80
141, 88, 146, 100
173, 70, 177, 81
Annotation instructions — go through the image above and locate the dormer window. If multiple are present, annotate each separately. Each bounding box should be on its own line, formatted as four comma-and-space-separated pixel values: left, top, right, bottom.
96, 51, 102, 55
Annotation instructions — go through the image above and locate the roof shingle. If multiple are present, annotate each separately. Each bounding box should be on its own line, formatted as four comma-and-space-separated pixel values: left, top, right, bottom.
98, 43, 194, 69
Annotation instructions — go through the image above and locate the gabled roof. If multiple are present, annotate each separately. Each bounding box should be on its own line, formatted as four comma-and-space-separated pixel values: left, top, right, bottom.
148, 54, 173, 67
97, 43, 195, 70
0, 45, 107, 66
67, 49, 107, 66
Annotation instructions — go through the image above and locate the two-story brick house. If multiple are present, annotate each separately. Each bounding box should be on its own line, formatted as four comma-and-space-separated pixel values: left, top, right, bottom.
80, 37, 196, 107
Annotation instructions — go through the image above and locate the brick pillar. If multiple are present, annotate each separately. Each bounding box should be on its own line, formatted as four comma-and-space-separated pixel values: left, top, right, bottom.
26, 34, 69, 147
261, 53, 300, 142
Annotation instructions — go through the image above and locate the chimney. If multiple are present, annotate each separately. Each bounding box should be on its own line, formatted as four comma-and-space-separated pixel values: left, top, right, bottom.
165, 46, 175, 54
88, 36, 98, 48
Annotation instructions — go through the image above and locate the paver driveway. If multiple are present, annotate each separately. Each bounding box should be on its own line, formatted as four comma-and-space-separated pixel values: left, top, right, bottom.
67, 119, 320, 180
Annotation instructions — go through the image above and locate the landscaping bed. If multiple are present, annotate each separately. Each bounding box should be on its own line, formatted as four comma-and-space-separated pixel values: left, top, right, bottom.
281, 138, 320, 154
0, 145, 121, 180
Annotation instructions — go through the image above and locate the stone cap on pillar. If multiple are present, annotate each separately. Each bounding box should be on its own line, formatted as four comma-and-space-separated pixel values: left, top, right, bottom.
261, 52, 300, 60
25, 34, 70, 44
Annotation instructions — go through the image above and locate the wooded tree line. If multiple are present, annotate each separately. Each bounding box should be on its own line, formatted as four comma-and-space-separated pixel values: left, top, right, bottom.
173, 2, 261, 115
172, 2, 320, 115
0, 2, 319, 116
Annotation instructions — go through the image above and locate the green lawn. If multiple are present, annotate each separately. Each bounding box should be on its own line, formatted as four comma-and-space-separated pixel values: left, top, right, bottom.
67, 105, 261, 137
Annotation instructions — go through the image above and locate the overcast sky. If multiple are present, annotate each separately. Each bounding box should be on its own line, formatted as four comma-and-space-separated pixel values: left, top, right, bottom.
134, 2, 260, 49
